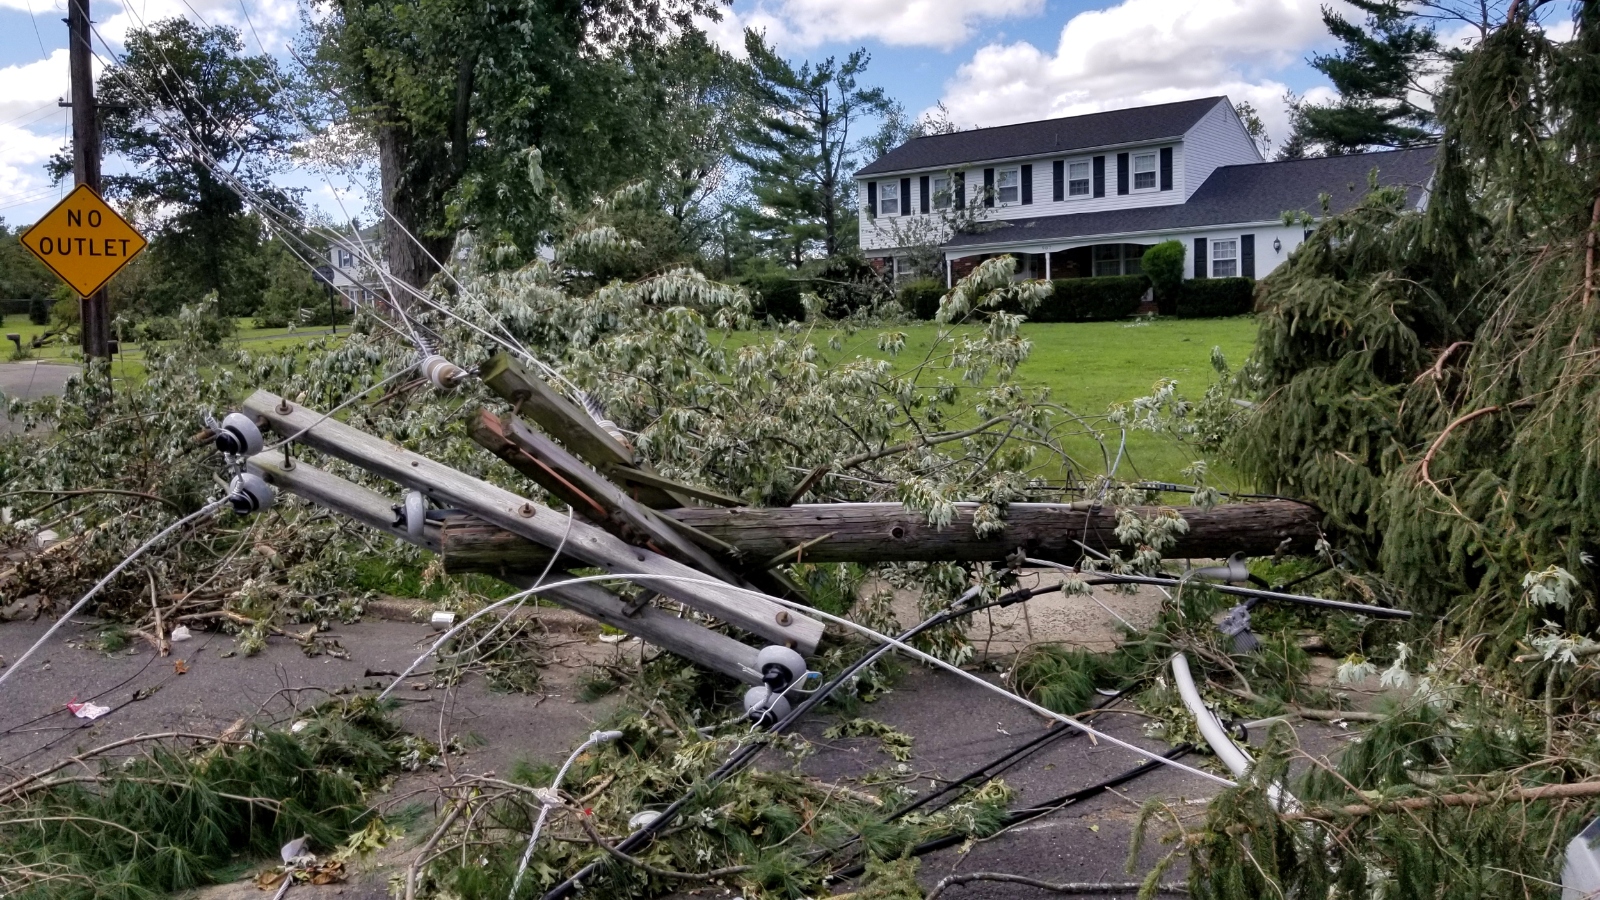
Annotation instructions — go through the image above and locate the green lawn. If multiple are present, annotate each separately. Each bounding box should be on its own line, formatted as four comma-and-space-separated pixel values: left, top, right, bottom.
0, 316, 343, 380
721, 317, 1259, 485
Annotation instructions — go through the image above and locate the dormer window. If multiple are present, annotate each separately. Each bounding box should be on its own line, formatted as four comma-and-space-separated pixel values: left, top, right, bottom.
880, 181, 900, 216
1067, 161, 1091, 197
997, 167, 1020, 204
1132, 152, 1158, 191
932, 175, 952, 210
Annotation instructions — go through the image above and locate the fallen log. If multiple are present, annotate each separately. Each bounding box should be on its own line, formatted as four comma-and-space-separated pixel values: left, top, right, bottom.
439, 499, 1321, 574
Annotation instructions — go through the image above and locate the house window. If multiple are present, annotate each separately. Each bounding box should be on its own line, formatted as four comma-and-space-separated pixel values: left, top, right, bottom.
337, 249, 354, 269
1132, 152, 1158, 191
996, 167, 1020, 204
1212, 239, 1238, 277
932, 175, 952, 210
1093, 244, 1123, 277
1068, 161, 1091, 197
880, 181, 900, 216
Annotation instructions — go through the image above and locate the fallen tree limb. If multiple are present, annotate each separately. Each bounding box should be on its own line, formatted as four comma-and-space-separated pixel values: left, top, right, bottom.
439, 500, 1321, 574
924, 872, 1188, 899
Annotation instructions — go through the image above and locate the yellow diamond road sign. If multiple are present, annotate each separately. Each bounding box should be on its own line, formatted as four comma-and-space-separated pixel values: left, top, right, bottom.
21, 184, 148, 297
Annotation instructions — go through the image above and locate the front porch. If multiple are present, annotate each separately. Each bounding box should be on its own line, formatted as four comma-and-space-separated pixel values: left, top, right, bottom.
946, 242, 1152, 286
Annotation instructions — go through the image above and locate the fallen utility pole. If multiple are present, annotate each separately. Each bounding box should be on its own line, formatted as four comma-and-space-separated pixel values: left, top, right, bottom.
240, 390, 824, 656
244, 453, 764, 682
436, 500, 1321, 576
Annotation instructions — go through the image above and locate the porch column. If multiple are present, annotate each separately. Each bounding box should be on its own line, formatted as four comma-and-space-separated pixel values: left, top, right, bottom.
1044, 251, 1051, 280
946, 257, 953, 289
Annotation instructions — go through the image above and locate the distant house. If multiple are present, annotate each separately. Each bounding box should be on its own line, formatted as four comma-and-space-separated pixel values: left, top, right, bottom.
326, 229, 386, 306
855, 96, 1435, 286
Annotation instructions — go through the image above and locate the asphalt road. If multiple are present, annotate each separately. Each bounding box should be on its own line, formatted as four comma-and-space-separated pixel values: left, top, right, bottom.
0, 362, 77, 434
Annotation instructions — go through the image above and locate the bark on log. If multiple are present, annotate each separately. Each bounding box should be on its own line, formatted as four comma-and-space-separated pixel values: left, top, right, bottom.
439, 500, 1320, 575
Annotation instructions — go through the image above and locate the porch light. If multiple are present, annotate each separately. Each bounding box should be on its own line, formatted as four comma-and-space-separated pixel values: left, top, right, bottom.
1272, 237, 1282, 253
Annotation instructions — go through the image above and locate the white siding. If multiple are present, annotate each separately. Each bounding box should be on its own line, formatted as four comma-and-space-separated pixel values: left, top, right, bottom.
942, 221, 1310, 281
858, 141, 1186, 252
1178, 101, 1261, 199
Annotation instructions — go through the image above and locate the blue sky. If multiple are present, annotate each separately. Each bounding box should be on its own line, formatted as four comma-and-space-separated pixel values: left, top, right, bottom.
0, 0, 1354, 230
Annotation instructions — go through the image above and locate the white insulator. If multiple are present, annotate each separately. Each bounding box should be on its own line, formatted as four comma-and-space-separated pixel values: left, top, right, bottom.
404, 490, 427, 540
579, 391, 632, 450
215, 412, 264, 456
420, 354, 466, 390
227, 473, 275, 515
742, 685, 791, 727
756, 645, 808, 689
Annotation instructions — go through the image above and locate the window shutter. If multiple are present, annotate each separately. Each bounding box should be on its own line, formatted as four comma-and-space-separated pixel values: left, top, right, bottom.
1053, 160, 1064, 202
900, 178, 912, 216
1193, 237, 1207, 279
1093, 156, 1105, 198
867, 181, 877, 218
1116, 153, 1129, 195
920, 175, 930, 214
1241, 234, 1255, 278
1159, 147, 1173, 191
984, 168, 995, 208
1021, 164, 1033, 205
955, 173, 965, 209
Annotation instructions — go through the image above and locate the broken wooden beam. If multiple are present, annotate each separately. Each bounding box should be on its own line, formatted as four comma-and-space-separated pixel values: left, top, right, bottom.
437, 500, 1321, 574
244, 453, 764, 683
240, 390, 824, 656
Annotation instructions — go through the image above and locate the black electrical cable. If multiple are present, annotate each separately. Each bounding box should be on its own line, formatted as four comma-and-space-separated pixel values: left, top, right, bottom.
540, 586, 1043, 900
827, 744, 1195, 882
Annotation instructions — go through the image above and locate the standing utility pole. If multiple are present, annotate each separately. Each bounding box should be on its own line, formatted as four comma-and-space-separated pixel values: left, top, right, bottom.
67, 0, 111, 359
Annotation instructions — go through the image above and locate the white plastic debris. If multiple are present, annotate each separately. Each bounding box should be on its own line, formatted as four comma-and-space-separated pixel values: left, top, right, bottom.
1563, 817, 1600, 899
169, 625, 192, 643
280, 835, 311, 863
34, 529, 59, 549
628, 810, 662, 829
430, 611, 456, 632
66, 699, 111, 720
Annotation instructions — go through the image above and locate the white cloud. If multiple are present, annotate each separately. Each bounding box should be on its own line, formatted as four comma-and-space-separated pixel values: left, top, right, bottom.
938, 0, 1345, 148
708, 0, 1042, 53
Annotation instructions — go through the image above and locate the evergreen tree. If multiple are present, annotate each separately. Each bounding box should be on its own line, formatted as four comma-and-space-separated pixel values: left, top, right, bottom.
733, 33, 892, 265
1285, 0, 1443, 154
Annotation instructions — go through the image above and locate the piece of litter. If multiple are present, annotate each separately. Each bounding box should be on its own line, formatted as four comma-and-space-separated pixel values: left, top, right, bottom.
629, 810, 662, 829
429, 610, 456, 631
66, 699, 111, 720
280, 836, 309, 863
598, 633, 627, 644
174, 659, 188, 674
291, 720, 309, 733
170, 625, 192, 642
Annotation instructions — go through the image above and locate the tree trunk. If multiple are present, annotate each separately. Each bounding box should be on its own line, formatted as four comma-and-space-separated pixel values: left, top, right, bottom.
378, 121, 453, 293
439, 500, 1322, 576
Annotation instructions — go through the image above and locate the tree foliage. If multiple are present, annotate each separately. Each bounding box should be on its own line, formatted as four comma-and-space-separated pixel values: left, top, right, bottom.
733, 33, 892, 265
76, 18, 300, 314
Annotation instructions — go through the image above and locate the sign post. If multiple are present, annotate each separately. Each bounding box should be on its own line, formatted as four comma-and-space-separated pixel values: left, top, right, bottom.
21, 185, 147, 304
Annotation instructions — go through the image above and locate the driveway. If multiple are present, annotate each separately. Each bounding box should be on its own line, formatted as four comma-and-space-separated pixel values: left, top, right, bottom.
0, 362, 78, 434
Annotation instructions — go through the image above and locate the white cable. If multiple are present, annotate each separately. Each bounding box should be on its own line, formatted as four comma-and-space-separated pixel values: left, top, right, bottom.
1024, 557, 1139, 632
378, 572, 1236, 788
450, 508, 575, 663
1171, 653, 1296, 809
0, 498, 227, 692
507, 728, 625, 900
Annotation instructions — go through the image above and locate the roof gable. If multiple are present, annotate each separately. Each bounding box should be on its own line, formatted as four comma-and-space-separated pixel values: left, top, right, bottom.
855, 97, 1226, 177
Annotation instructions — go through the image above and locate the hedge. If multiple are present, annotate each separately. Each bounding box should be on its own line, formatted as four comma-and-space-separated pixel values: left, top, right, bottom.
1176, 277, 1255, 318
898, 279, 945, 320
740, 272, 806, 322
1031, 275, 1149, 322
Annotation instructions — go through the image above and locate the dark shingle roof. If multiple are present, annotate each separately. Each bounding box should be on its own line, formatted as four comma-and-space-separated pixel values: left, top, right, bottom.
942, 146, 1437, 249
855, 97, 1226, 177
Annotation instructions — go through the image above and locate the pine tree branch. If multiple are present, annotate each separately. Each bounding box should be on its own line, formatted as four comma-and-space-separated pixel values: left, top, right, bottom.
1289, 779, 1600, 819
571, 809, 751, 881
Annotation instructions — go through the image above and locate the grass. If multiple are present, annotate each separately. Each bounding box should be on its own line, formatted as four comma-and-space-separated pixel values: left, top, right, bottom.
720, 317, 1258, 485
0, 316, 345, 381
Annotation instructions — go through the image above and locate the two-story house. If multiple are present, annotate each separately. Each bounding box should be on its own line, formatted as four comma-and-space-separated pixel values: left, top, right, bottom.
855, 96, 1435, 287
327, 228, 387, 306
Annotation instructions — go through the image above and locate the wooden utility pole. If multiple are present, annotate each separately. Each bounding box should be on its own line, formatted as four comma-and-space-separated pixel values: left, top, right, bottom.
66, 0, 112, 359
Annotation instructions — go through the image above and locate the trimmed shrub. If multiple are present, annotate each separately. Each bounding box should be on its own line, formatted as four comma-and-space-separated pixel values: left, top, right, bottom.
28, 295, 49, 325
1031, 275, 1149, 322
1141, 241, 1186, 315
897, 278, 944, 320
1176, 277, 1255, 318
740, 271, 806, 322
